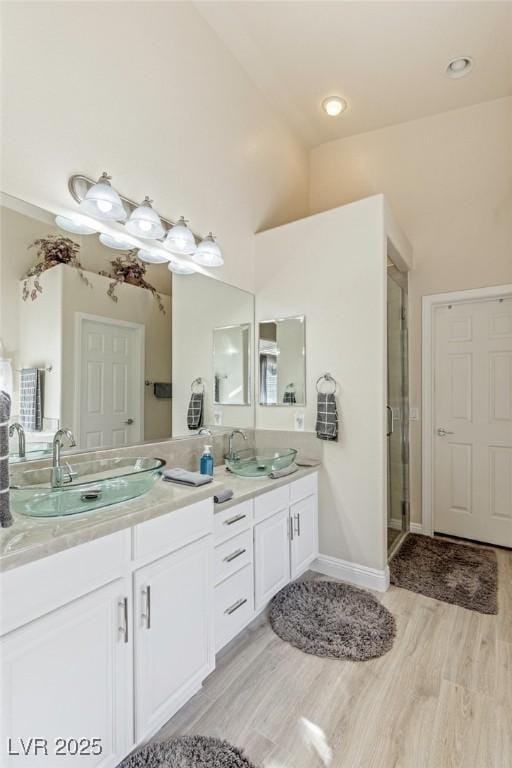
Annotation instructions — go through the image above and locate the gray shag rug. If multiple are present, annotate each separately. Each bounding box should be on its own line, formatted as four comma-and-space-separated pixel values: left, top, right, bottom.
390, 534, 498, 614
119, 736, 257, 768
269, 580, 396, 661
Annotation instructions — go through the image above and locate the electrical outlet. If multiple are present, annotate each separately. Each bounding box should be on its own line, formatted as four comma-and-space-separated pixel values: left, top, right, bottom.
410, 407, 419, 421
213, 410, 222, 426
294, 411, 305, 431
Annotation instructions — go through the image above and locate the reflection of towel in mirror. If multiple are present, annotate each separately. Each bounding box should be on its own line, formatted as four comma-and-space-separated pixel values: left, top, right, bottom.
0, 390, 13, 528
283, 391, 296, 404
20, 368, 43, 432
316, 393, 338, 441
187, 392, 204, 430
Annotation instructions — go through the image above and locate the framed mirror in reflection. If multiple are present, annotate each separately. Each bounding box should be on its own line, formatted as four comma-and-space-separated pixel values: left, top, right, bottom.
0, 193, 255, 460
213, 324, 251, 406
258, 316, 306, 406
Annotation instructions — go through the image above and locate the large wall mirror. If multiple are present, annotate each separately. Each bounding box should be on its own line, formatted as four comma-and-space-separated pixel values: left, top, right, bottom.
1, 193, 255, 461
258, 316, 306, 406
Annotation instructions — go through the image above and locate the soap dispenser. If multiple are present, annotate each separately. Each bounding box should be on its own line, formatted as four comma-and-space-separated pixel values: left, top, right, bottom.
200, 445, 214, 476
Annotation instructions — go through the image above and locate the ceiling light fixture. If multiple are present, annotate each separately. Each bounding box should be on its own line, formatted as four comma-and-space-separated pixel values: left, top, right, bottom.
55, 215, 97, 235
167, 259, 196, 275
125, 196, 165, 239
322, 96, 348, 117
78, 172, 127, 221
164, 216, 197, 256
137, 248, 171, 264
446, 57, 473, 78
192, 233, 224, 267
99, 232, 137, 251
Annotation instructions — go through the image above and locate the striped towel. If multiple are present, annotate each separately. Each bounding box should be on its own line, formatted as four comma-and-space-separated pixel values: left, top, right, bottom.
187, 392, 204, 431
19, 368, 43, 432
0, 390, 13, 528
316, 392, 338, 441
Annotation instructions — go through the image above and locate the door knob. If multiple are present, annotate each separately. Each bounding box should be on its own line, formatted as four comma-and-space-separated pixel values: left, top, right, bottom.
125, 418, 134, 425
437, 427, 454, 436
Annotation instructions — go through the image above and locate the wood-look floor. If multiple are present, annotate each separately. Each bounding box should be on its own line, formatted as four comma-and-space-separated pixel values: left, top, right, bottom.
152, 547, 512, 768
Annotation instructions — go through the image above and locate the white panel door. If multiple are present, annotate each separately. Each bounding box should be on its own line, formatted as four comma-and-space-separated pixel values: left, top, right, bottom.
433, 297, 512, 546
254, 507, 291, 611
134, 536, 214, 742
290, 494, 318, 578
0, 579, 132, 768
78, 316, 143, 449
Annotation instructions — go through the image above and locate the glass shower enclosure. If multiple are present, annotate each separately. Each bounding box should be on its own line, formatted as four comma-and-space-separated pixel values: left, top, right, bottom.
387, 268, 410, 555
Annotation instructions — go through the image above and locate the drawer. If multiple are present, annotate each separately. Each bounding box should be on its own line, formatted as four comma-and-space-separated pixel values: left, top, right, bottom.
254, 485, 290, 523
133, 498, 213, 563
214, 564, 254, 652
214, 528, 253, 585
290, 472, 318, 504
214, 500, 252, 544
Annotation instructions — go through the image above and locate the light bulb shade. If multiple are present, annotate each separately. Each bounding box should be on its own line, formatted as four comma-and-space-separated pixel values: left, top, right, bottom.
164, 216, 196, 255
192, 232, 224, 267
167, 259, 196, 275
137, 248, 170, 264
125, 196, 164, 239
99, 233, 137, 250
79, 172, 127, 221
55, 215, 97, 235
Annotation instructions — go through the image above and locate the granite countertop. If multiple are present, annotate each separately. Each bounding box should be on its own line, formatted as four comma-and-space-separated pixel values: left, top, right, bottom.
0, 463, 320, 572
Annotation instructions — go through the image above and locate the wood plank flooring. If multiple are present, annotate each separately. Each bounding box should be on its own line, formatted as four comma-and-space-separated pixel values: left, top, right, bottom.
152, 547, 512, 767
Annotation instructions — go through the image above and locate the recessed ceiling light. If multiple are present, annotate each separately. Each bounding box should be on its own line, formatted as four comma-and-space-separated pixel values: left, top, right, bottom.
446, 57, 473, 78
322, 96, 348, 117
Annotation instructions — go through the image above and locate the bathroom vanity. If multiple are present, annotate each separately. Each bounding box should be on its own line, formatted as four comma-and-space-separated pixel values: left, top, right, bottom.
0, 467, 318, 767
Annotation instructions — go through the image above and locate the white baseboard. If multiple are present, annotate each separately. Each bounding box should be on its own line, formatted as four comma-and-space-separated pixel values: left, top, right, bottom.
409, 523, 424, 535
311, 554, 390, 592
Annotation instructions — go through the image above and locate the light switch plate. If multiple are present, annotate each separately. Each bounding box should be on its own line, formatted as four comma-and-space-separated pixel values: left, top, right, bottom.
294, 411, 305, 431
410, 407, 419, 421
213, 410, 223, 426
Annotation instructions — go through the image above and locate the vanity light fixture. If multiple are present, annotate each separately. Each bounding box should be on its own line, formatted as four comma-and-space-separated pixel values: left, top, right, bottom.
192, 233, 224, 267
125, 196, 165, 239
137, 248, 171, 264
322, 96, 348, 117
164, 216, 197, 255
446, 56, 473, 78
167, 259, 196, 275
78, 172, 127, 221
55, 215, 97, 235
99, 232, 138, 251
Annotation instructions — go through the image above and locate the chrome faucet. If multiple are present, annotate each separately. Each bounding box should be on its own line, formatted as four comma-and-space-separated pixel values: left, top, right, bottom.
51, 429, 76, 487
227, 429, 247, 461
9, 423, 26, 459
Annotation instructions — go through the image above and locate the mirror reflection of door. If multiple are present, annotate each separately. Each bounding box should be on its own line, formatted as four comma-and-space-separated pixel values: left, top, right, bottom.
77, 315, 144, 450
259, 316, 306, 406
212, 324, 251, 406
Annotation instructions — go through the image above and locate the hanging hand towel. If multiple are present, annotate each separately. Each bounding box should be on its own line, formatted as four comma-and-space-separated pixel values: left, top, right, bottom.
19, 368, 43, 432
187, 391, 204, 430
0, 390, 13, 528
316, 392, 338, 441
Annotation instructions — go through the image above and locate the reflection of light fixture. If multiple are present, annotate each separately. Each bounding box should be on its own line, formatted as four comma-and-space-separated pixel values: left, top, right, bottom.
167, 259, 195, 275
192, 233, 224, 267
446, 56, 473, 78
164, 216, 196, 255
125, 197, 164, 239
55, 215, 97, 235
322, 96, 347, 116
79, 172, 127, 221
99, 233, 136, 250
137, 248, 170, 264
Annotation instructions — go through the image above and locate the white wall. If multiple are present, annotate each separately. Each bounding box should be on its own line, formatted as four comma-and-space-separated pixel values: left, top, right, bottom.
1, 1, 309, 293
309, 97, 512, 525
255, 196, 388, 571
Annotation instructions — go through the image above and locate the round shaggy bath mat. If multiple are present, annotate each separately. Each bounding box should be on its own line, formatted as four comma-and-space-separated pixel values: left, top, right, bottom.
269, 580, 396, 661
119, 736, 257, 768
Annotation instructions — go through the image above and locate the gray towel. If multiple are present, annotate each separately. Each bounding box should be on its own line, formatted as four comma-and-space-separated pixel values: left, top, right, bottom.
214, 488, 234, 504
269, 463, 299, 479
187, 392, 204, 431
20, 368, 43, 432
163, 468, 213, 486
0, 390, 13, 528
316, 392, 338, 441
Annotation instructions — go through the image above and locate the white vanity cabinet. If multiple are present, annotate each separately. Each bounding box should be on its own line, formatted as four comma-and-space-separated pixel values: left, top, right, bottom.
1, 577, 133, 768
254, 507, 291, 610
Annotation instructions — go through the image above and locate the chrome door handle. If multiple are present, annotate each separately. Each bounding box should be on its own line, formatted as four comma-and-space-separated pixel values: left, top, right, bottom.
125, 418, 134, 425
386, 405, 394, 437
225, 598, 247, 615
118, 597, 129, 643
141, 586, 151, 629
294, 513, 301, 536
437, 428, 455, 436
223, 548, 246, 563
224, 513, 246, 526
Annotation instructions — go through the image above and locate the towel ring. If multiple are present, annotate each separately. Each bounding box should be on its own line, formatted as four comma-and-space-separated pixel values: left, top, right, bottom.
316, 373, 338, 395
191, 377, 205, 393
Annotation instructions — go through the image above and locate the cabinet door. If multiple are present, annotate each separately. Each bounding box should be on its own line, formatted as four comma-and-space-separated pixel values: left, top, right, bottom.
1, 579, 132, 768
134, 536, 214, 742
290, 494, 318, 578
254, 507, 291, 611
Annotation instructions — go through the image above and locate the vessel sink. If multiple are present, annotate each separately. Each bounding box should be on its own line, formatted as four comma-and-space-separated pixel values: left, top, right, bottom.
9, 442, 52, 463
225, 448, 297, 477
10, 456, 165, 518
